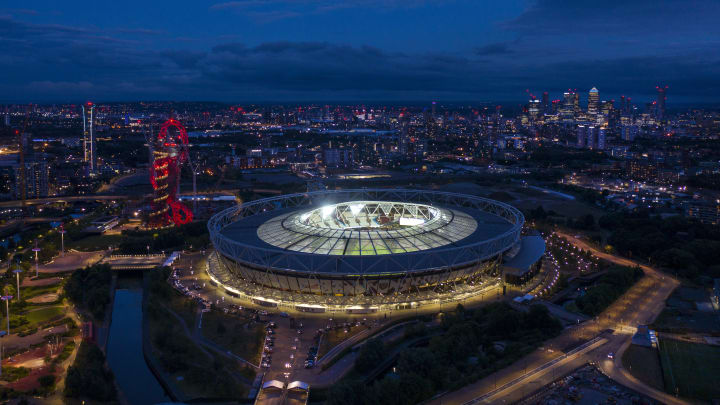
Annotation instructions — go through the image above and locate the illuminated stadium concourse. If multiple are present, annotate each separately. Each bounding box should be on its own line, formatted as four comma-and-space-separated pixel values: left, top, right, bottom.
207, 189, 541, 312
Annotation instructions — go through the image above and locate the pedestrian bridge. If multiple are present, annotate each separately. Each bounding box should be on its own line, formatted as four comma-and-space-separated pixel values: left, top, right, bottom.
99, 252, 181, 270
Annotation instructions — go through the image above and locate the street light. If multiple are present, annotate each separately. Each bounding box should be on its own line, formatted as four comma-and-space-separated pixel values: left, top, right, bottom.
1, 296, 12, 335
13, 270, 22, 301
59, 224, 66, 256
32, 240, 41, 278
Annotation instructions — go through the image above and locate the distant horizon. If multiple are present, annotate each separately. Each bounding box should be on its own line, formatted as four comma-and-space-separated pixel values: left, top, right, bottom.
1, 97, 718, 110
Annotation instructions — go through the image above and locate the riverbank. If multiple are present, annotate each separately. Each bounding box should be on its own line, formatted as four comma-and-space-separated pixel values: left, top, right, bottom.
140, 272, 185, 403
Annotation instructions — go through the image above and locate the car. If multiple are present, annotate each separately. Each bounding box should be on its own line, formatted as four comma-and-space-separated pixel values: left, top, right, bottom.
264, 347, 273, 353
607, 352, 614, 359
297, 329, 303, 334
304, 361, 314, 369
261, 362, 270, 368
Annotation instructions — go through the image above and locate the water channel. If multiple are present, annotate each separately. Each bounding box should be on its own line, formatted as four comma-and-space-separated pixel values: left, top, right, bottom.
106, 277, 168, 405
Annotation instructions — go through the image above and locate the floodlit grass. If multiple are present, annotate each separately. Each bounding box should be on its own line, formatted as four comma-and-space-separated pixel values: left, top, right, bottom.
622, 344, 664, 391
659, 338, 720, 400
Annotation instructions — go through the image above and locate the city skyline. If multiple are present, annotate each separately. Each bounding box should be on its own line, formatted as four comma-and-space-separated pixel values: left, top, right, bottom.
2, 0, 720, 103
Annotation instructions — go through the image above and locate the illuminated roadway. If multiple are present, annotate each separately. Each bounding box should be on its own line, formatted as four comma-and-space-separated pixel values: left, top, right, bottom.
430, 232, 685, 405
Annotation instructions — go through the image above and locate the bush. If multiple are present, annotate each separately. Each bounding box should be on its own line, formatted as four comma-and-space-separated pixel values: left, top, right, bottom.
63, 342, 116, 401
64, 264, 112, 321
38, 374, 55, 389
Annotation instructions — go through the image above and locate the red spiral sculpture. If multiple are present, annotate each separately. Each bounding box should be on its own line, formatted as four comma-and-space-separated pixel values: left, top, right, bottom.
149, 119, 193, 226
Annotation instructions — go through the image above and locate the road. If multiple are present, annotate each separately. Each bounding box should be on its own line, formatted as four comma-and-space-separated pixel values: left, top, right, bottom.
430, 232, 683, 405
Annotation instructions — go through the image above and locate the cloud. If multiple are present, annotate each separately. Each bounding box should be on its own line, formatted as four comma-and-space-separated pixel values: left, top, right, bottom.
210, 0, 435, 21
504, 0, 720, 35
1, 13, 720, 103
475, 42, 513, 56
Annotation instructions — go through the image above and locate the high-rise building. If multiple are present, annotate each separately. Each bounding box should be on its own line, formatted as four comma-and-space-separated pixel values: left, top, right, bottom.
596, 127, 606, 150
15, 161, 49, 198
587, 87, 599, 115
561, 91, 576, 119
573, 92, 580, 113
576, 125, 606, 149
656, 85, 667, 121
541, 92, 549, 113
621, 125, 639, 141
577, 125, 587, 148
82, 102, 96, 173
527, 99, 541, 118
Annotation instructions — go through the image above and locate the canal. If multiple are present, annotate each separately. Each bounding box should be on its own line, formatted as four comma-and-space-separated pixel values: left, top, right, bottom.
106, 277, 168, 405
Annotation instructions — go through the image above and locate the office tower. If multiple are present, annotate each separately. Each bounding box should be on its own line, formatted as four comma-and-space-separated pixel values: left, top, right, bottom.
656, 85, 667, 120
620, 96, 626, 114
82, 102, 96, 173
587, 87, 599, 115
528, 98, 541, 118
431, 101, 437, 117
561, 91, 575, 119
577, 125, 587, 148
3, 113, 9, 127
573, 92, 580, 113
621, 125, 639, 142
541, 92, 549, 113
596, 128, 606, 150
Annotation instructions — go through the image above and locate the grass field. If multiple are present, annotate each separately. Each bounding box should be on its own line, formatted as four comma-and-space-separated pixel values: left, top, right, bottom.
621, 344, 664, 391
201, 310, 265, 364
659, 338, 720, 400
22, 284, 61, 301
24, 306, 65, 325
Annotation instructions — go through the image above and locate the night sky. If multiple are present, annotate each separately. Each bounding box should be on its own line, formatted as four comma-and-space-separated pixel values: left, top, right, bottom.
1, 0, 719, 104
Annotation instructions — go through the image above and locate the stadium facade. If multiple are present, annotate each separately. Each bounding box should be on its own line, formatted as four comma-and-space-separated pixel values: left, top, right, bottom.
207, 189, 540, 312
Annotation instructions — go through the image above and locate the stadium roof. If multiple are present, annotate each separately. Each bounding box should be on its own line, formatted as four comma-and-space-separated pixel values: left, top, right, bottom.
209, 189, 524, 275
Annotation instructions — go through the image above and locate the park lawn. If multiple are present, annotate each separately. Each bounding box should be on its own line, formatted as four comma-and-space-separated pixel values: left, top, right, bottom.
621, 344, 664, 391
659, 338, 720, 401
200, 310, 265, 364
21, 284, 61, 301
68, 234, 124, 251
23, 306, 66, 326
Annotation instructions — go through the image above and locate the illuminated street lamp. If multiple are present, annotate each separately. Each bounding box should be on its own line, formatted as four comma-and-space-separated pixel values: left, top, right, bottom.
59, 224, 66, 256
32, 240, 41, 278
13, 270, 22, 301
1, 296, 12, 335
